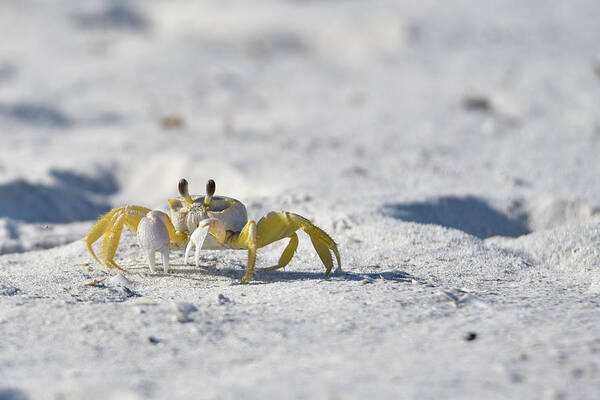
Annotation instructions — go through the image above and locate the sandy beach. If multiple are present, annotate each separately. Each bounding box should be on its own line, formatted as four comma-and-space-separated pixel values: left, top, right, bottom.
1, 1, 600, 399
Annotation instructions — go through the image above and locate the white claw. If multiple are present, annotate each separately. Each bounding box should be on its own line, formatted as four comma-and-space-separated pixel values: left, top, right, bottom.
137, 210, 171, 273
185, 223, 211, 267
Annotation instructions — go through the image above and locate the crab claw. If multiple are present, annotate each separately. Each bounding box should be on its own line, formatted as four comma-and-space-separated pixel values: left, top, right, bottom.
185, 218, 227, 267
137, 210, 171, 273
185, 225, 210, 267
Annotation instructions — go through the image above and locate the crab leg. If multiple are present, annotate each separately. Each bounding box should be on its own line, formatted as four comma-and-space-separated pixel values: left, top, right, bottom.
239, 220, 257, 284
84, 208, 119, 264
227, 219, 258, 283
263, 233, 299, 272
102, 213, 126, 270
252, 211, 341, 278
291, 214, 341, 275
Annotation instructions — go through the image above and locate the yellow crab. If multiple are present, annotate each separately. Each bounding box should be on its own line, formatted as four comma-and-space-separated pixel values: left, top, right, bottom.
84, 178, 341, 283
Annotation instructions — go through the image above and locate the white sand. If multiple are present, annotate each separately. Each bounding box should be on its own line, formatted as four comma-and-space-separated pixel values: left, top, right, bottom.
1, 1, 600, 399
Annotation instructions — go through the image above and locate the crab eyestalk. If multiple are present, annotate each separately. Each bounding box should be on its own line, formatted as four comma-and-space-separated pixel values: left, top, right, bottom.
178, 178, 194, 205
204, 179, 216, 207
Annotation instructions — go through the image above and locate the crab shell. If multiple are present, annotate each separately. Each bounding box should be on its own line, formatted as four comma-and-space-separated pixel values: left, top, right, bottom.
168, 195, 248, 249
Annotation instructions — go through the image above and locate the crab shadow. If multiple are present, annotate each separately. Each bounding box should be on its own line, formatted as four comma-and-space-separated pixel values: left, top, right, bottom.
155, 263, 420, 285
159, 264, 330, 284
381, 195, 530, 239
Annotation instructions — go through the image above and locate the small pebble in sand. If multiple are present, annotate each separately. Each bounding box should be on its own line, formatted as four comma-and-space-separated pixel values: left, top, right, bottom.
148, 336, 160, 344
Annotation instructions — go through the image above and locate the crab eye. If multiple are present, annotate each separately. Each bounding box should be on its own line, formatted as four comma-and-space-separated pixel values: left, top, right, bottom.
178, 178, 189, 197
206, 179, 216, 197
203, 179, 216, 207
178, 178, 194, 205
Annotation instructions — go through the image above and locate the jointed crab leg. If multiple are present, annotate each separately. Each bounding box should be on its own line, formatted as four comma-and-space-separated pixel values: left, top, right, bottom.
226, 211, 340, 283
263, 233, 299, 272
256, 212, 341, 274
85, 208, 119, 264
289, 213, 341, 275
237, 220, 257, 284
101, 212, 126, 269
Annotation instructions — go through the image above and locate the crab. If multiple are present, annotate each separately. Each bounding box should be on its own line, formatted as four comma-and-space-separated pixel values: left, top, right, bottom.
84, 178, 341, 283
